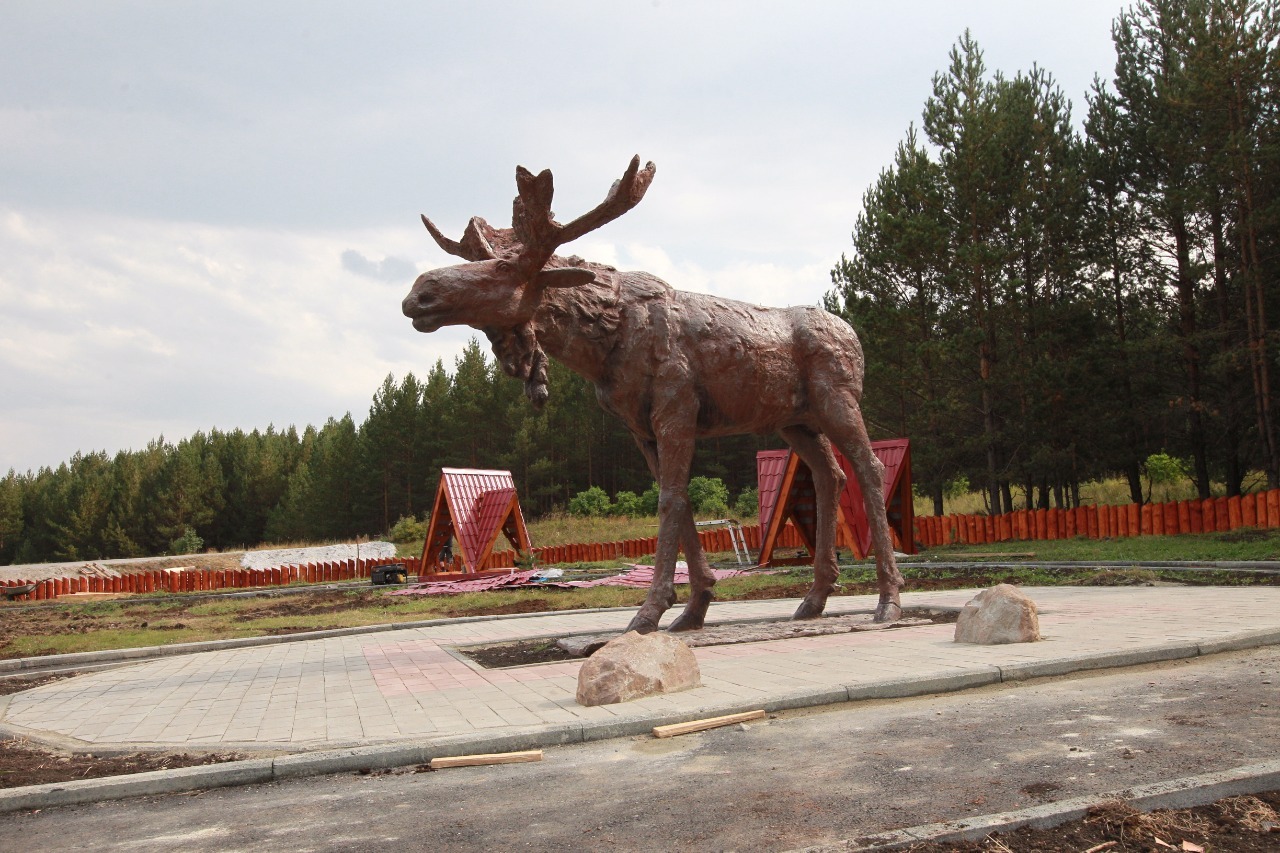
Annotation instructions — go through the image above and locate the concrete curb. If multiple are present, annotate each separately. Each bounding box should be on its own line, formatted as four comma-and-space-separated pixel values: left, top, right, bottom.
897, 558, 1280, 572
793, 759, 1280, 851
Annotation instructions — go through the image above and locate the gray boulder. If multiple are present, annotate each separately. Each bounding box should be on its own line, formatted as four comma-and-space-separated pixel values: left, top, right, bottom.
575, 631, 701, 706
954, 584, 1040, 644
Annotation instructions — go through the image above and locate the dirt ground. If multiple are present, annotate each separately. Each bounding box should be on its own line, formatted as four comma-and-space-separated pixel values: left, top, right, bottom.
0, 738, 247, 790
906, 792, 1280, 851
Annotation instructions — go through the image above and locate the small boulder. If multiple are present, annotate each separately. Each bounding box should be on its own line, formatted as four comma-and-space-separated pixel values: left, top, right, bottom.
954, 584, 1040, 644
575, 631, 701, 706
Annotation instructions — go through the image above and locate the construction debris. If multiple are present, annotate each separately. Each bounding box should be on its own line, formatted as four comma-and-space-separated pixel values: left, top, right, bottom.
78, 563, 123, 579
390, 564, 761, 597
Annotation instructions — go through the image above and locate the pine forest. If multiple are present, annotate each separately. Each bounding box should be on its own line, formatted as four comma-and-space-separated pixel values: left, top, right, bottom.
3, 0, 1279, 563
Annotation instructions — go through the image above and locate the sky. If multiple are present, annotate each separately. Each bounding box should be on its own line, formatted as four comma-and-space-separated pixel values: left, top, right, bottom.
1, 1, 1128, 474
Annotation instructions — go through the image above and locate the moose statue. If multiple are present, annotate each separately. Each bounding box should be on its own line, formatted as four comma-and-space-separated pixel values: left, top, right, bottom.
402, 157, 905, 633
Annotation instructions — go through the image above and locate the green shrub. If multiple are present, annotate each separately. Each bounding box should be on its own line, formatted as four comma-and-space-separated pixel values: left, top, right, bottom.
943, 475, 971, 500
688, 476, 730, 516
568, 486, 611, 517
638, 483, 660, 515
1144, 452, 1190, 503
734, 487, 759, 521
610, 490, 642, 517
389, 515, 428, 543
170, 527, 204, 556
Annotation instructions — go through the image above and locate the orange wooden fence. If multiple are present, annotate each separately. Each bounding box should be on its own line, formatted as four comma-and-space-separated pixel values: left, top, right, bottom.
0, 555, 413, 602
509, 523, 805, 570
912, 491, 1280, 548
11, 490, 1272, 603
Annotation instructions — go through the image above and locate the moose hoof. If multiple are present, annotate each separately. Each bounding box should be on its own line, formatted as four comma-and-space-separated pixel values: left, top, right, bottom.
668, 590, 713, 632
667, 610, 705, 632
873, 592, 902, 624
792, 596, 828, 621
625, 614, 661, 635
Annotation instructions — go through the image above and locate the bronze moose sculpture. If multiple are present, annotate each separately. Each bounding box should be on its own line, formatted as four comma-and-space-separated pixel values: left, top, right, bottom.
403, 157, 904, 632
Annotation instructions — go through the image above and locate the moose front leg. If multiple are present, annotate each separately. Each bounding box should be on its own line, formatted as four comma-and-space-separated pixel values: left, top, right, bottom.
631, 438, 716, 633
625, 426, 702, 634
780, 426, 843, 620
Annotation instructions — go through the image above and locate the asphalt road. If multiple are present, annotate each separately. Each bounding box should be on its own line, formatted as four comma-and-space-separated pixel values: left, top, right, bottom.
2, 646, 1277, 853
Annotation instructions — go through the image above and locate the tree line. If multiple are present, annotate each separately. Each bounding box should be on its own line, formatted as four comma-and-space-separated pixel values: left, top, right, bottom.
0, 340, 773, 565
825, 0, 1280, 515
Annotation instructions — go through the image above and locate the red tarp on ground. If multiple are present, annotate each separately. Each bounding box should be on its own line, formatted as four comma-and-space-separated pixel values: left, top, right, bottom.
388, 565, 759, 596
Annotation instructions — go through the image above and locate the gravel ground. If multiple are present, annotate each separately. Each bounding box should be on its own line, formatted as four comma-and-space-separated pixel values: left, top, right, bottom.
237, 542, 396, 570
0, 542, 397, 582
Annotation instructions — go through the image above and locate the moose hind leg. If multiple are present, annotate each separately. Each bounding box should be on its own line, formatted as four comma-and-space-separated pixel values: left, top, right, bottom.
819, 397, 905, 623
780, 426, 844, 621
667, 511, 715, 632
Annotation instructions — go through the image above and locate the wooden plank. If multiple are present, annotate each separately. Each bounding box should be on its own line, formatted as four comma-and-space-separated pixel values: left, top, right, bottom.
429, 749, 543, 769
653, 709, 767, 739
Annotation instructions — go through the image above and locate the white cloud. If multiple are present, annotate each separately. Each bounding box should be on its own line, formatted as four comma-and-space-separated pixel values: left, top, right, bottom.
0, 208, 463, 471
0, 0, 1127, 472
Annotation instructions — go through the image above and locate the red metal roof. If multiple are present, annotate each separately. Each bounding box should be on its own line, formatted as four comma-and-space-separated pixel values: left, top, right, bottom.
439, 469, 530, 571
756, 439, 912, 561
755, 450, 792, 530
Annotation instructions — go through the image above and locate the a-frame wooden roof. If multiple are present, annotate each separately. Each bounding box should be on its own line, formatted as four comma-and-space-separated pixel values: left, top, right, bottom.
420, 468, 532, 574
756, 439, 915, 566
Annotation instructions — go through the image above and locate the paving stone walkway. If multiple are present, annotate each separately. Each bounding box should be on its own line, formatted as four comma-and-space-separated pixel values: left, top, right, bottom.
3, 586, 1279, 753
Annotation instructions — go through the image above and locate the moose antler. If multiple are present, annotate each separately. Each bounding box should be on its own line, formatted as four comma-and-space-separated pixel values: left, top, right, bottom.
512, 155, 656, 273
421, 157, 655, 270
420, 215, 501, 262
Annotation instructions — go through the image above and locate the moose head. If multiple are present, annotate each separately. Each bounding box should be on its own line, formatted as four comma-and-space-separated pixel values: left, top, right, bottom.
402, 157, 656, 407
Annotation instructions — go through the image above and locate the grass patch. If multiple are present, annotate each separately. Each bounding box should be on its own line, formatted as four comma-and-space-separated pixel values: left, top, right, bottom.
1078, 569, 1161, 586
528, 512, 663, 545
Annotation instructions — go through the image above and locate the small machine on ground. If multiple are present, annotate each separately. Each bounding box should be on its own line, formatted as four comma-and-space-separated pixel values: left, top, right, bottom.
370, 564, 410, 585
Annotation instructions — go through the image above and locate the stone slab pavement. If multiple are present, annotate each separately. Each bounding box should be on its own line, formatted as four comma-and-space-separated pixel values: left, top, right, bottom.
3, 586, 1280, 758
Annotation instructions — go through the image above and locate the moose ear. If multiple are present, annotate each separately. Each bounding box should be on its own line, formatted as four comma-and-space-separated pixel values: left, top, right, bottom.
535, 267, 596, 289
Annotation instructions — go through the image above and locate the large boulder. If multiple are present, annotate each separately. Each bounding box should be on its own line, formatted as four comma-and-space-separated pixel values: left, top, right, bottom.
575, 631, 701, 706
954, 584, 1040, 645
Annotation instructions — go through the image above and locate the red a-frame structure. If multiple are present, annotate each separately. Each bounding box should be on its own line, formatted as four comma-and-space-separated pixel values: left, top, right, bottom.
420, 468, 533, 574
756, 439, 915, 566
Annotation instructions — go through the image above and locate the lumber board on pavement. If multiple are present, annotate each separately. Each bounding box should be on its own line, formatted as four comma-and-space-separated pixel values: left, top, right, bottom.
653, 710, 766, 738
429, 750, 543, 769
